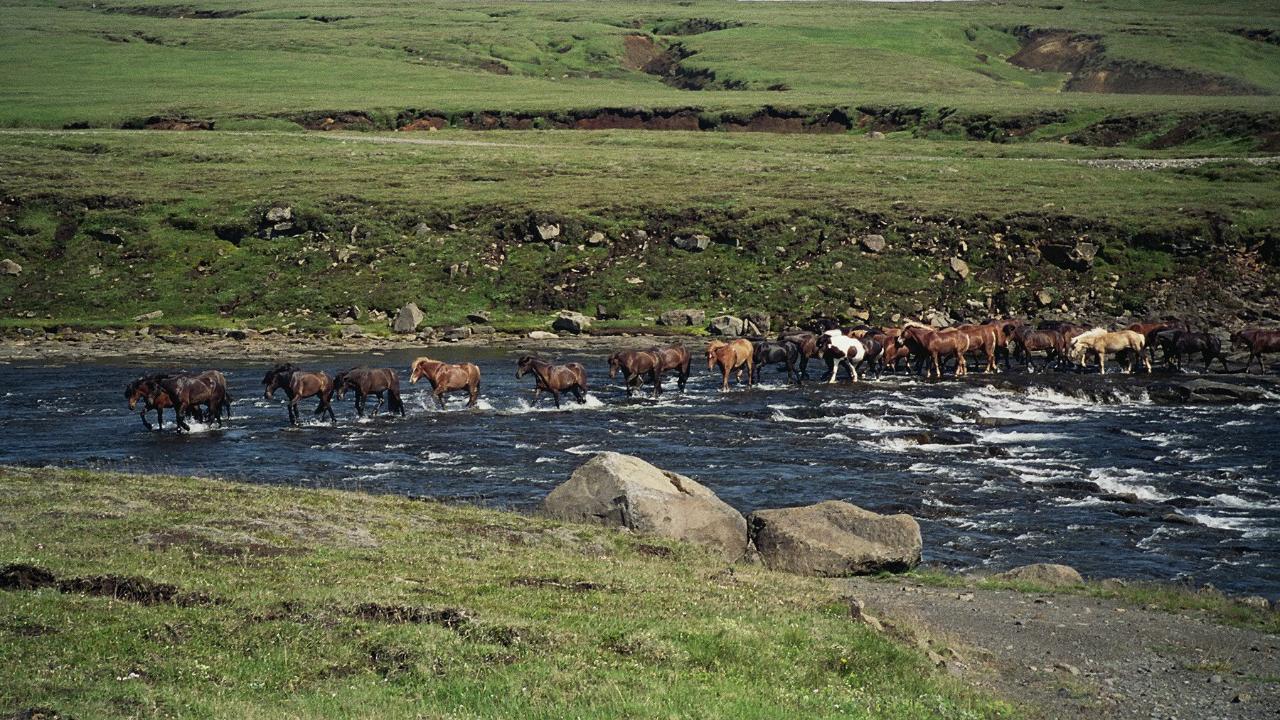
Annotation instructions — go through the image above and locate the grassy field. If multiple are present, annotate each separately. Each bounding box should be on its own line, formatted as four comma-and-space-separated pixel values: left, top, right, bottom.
2, 128, 1279, 332
0, 0, 1277, 128
0, 466, 1013, 719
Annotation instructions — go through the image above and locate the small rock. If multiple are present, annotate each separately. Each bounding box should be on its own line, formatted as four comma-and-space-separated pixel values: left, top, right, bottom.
927, 650, 946, 667
1209, 674, 1223, 684
470, 324, 496, 336
466, 311, 491, 324
339, 325, 362, 338
1232, 693, 1250, 703
672, 234, 711, 252
995, 563, 1083, 587
949, 257, 970, 280
528, 330, 558, 340
866, 131, 886, 140
133, 310, 163, 322
1, 258, 23, 275
551, 310, 591, 334
587, 231, 606, 245
536, 223, 560, 241
1037, 290, 1054, 306
1055, 662, 1081, 676
265, 206, 293, 223
860, 234, 887, 253
1239, 596, 1270, 610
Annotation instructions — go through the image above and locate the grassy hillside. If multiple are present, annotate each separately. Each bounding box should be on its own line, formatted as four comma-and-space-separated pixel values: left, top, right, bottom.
0, 466, 1011, 719
1, 129, 1278, 332
0, 0, 1278, 129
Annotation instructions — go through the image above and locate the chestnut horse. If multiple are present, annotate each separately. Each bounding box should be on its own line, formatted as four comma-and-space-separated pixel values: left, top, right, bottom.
516, 355, 588, 408
334, 367, 405, 417
263, 363, 336, 425
899, 322, 970, 379
778, 331, 820, 378
706, 339, 753, 391
125, 372, 186, 430
650, 344, 693, 393
608, 349, 662, 397
1010, 326, 1068, 371
159, 370, 231, 431
409, 356, 481, 408
1231, 328, 1280, 374
1068, 328, 1150, 374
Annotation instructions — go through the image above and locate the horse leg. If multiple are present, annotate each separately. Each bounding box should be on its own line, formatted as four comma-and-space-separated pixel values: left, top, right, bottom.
325, 392, 337, 423
848, 358, 859, 383
435, 391, 447, 409
355, 392, 365, 417
552, 389, 562, 409
653, 372, 662, 399
574, 385, 587, 403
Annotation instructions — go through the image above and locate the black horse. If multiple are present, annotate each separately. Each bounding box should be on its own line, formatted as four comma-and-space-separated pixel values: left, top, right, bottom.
1154, 330, 1230, 372
751, 340, 805, 385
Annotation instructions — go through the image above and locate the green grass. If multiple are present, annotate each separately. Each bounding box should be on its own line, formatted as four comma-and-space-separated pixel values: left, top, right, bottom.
889, 569, 1280, 635
2, 128, 1278, 331
0, 466, 1014, 719
0, 0, 1277, 128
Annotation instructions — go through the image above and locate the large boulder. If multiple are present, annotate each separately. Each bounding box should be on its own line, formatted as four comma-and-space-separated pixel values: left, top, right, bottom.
1148, 379, 1271, 405
1042, 241, 1098, 271
707, 315, 745, 336
994, 563, 1083, 587
392, 303, 424, 333
551, 310, 592, 334
659, 309, 706, 327
748, 500, 922, 576
542, 452, 748, 561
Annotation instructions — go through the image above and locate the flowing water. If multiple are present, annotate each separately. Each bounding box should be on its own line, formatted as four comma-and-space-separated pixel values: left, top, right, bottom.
1, 348, 1277, 597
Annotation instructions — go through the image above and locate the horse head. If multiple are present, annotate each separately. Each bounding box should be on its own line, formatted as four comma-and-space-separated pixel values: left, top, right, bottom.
124, 378, 145, 410
333, 368, 354, 399
408, 357, 435, 384
515, 355, 537, 379
607, 353, 622, 379
705, 341, 727, 369
262, 363, 297, 398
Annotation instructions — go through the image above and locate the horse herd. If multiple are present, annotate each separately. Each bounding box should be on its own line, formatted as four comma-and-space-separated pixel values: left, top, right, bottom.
122, 319, 1280, 430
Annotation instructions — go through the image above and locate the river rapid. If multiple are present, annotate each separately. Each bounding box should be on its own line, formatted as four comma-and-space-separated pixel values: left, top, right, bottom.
1, 347, 1277, 597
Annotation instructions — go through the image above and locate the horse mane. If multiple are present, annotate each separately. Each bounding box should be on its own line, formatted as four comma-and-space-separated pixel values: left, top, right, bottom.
901, 320, 934, 330
410, 356, 437, 366
1073, 327, 1107, 340
271, 362, 300, 373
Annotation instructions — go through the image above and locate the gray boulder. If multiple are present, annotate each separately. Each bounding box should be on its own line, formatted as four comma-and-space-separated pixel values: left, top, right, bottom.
392, 303, 424, 334
707, 315, 745, 336
586, 231, 606, 246
466, 310, 491, 323
860, 234, 886, 253
536, 223, 561, 241
542, 452, 748, 561
1148, 379, 1271, 405
659, 309, 706, 327
442, 326, 472, 342
133, 310, 163, 323
994, 563, 1083, 587
748, 500, 922, 576
551, 311, 591, 334
743, 311, 771, 334
672, 234, 711, 252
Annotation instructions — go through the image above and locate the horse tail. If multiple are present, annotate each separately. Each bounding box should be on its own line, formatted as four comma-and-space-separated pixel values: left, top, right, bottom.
388, 388, 405, 415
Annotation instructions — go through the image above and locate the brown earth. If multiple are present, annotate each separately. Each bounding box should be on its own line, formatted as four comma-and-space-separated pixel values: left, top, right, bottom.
1008, 30, 1101, 74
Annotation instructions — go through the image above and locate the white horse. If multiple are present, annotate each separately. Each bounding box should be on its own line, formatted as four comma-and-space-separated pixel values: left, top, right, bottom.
821, 330, 867, 383
1068, 328, 1150, 374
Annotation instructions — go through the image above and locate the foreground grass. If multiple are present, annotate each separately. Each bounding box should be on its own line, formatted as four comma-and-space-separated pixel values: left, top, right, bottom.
0, 466, 1012, 719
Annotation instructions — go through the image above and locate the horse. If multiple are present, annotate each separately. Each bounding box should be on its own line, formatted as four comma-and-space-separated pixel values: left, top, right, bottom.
1068, 328, 1151, 374
1153, 330, 1229, 373
608, 349, 662, 397
1010, 326, 1068, 372
650, 344, 693, 393
159, 370, 231, 431
983, 318, 1023, 370
817, 330, 867, 383
1128, 319, 1189, 364
124, 372, 201, 430
334, 367, 405, 417
1230, 328, 1280, 374
409, 356, 481, 408
263, 363, 336, 425
751, 340, 804, 385
954, 324, 1001, 374
778, 331, 820, 378
516, 356, 588, 408
874, 328, 911, 373
706, 339, 754, 391
899, 322, 970, 379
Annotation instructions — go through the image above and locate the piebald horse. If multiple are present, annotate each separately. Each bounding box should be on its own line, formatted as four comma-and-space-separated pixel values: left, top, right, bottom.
516, 355, 588, 408
409, 356, 481, 408
1068, 328, 1151, 374
706, 339, 754, 391
263, 363, 335, 425
818, 330, 867, 383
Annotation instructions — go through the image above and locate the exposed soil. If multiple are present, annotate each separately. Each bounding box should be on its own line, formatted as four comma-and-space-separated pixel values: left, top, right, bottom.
621, 34, 666, 73
508, 576, 611, 592
349, 602, 472, 629
101, 5, 249, 19
291, 111, 376, 132
1232, 28, 1280, 47
1008, 29, 1101, 73
139, 527, 302, 558
649, 18, 743, 36
0, 563, 217, 606
140, 116, 213, 131
844, 576, 1280, 720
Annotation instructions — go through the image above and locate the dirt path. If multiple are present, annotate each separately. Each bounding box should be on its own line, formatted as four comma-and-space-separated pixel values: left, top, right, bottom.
841, 577, 1280, 719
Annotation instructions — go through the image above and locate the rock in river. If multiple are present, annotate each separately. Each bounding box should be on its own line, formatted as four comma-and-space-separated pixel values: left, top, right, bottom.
542, 452, 748, 561
748, 500, 922, 576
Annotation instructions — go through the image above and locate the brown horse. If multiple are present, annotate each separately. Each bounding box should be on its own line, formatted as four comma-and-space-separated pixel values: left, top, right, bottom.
608, 349, 662, 397
334, 367, 405, 417
1068, 328, 1150, 374
159, 370, 231, 431
955, 324, 1001, 373
516, 356, 588, 408
1128, 319, 1189, 364
1231, 328, 1280, 374
263, 363, 336, 425
706, 339, 753, 391
899, 322, 970, 379
409, 356, 481, 408
1010, 326, 1068, 371
874, 328, 911, 373
650, 344, 693, 393
125, 372, 205, 430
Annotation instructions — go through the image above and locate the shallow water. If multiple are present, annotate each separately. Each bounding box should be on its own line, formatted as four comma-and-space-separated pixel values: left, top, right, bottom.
1, 348, 1277, 597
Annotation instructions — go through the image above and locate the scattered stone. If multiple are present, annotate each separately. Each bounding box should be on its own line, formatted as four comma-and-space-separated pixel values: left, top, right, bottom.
949, 257, 971, 280
527, 330, 558, 340
416, 328, 436, 341
1055, 662, 1081, 676
707, 315, 745, 336
995, 563, 1084, 587
1042, 240, 1099, 270
339, 325, 362, 338
133, 310, 163, 323
265, 206, 293, 223
658, 309, 706, 327
742, 311, 771, 334
442, 326, 472, 342
1148, 379, 1271, 404
749, 500, 922, 576
466, 311, 491, 324
541, 452, 748, 561
866, 131, 886, 140
586, 231, 606, 246
1240, 595, 1271, 610
672, 234, 711, 252
551, 311, 591, 334
860, 234, 887, 253
1232, 693, 1250, 703
1036, 290, 1054, 306
595, 303, 619, 321
535, 223, 560, 241
392, 303, 424, 334
0, 258, 21, 276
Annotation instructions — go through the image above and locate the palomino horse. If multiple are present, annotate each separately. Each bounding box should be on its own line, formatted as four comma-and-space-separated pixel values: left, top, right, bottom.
1068, 328, 1151, 374
818, 330, 868, 383
516, 356, 588, 408
650, 344, 693, 393
608, 349, 662, 397
409, 356, 481, 408
159, 370, 231, 431
263, 363, 336, 425
1231, 328, 1280, 374
1153, 330, 1229, 373
751, 340, 804, 385
125, 372, 188, 430
334, 367, 405, 417
706, 339, 753, 391
899, 322, 970, 379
